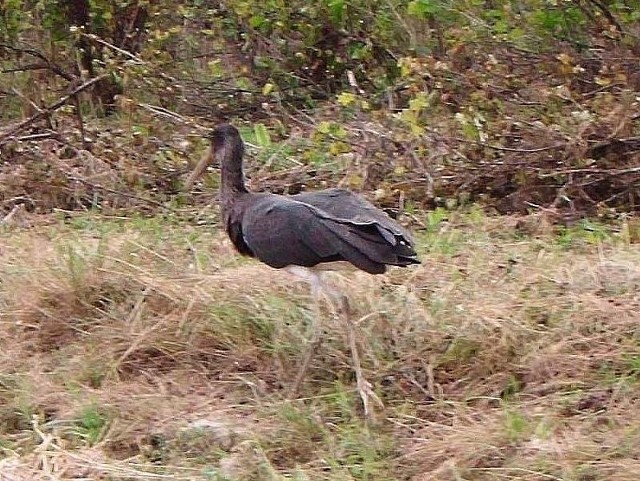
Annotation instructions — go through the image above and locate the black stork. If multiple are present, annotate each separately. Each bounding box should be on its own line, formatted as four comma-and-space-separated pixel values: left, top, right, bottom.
187, 124, 420, 414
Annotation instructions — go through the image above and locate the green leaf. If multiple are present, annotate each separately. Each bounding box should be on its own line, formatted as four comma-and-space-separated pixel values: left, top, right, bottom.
249, 14, 266, 28
407, 0, 442, 18
316, 121, 333, 135
262, 82, 275, 95
337, 91, 357, 107
253, 124, 271, 147
325, 0, 345, 25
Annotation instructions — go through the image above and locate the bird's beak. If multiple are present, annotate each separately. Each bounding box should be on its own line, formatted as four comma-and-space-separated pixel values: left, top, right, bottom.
184, 145, 214, 191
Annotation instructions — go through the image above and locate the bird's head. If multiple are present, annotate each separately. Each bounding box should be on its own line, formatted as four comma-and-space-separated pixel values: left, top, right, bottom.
185, 123, 244, 190
208, 124, 242, 154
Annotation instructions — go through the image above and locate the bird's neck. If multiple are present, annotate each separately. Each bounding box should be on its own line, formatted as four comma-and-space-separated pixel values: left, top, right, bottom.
221, 166, 247, 195
220, 143, 249, 218
220, 140, 248, 194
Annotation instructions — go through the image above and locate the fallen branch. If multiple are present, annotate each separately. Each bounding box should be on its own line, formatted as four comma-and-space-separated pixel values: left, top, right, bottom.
16, 131, 59, 142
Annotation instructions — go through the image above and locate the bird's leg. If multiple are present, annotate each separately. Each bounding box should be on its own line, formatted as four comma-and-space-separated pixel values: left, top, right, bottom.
323, 283, 384, 417
284, 266, 383, 415
289, 281, 323, 399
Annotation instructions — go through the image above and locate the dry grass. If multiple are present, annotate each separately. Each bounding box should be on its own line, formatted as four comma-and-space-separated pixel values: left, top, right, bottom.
1, 210, 640, 480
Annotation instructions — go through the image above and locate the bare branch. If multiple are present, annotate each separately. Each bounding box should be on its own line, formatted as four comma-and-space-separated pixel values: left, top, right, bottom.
0, 42, 76, 81
0, 74, 109, 145
2, 63, 50, 74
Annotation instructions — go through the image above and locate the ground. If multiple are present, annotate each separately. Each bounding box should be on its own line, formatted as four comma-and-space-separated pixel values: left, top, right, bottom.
1, 208, 640, 480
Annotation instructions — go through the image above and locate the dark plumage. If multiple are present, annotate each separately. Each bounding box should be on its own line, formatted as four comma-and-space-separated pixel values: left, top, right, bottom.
202, 124, 420, 274
188, 123, 421, 413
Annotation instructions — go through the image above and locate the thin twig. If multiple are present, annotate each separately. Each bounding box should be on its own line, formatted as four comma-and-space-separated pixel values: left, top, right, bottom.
69, 175, 172, 210
80, 32, 179, 85
10, 87, 42, 113
454, 137, 566, 153
0, 42, 75, 81
537, 166, 640, 177
81, 33, 144, 63
0, 74, 108, 144
586, 0, 624, 33
72, 87, 88, 149
136, 103, 207, 133
1, 204, 24, 226
1, 63, 49, 74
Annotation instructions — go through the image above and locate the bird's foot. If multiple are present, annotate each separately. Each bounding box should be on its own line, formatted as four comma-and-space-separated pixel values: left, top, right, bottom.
355, 372, 384, 417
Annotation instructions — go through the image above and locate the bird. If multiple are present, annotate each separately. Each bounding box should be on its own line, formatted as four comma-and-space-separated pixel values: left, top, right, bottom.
186, 123, 420, 414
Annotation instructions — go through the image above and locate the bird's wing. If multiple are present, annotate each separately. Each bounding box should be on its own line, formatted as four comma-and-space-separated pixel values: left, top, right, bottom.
240, 195, 410, 273
292, 188, 415, 246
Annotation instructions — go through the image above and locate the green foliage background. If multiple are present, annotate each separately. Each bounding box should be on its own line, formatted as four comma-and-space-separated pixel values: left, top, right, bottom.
1, 0, 639, 215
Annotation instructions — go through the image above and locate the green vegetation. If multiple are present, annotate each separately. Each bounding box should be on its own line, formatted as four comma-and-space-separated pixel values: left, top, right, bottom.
73, 404, 111, 445
1, 0, 639, 215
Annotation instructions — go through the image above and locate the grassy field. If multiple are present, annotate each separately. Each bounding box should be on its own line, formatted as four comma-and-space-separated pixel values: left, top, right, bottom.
1, 208, 640, 480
